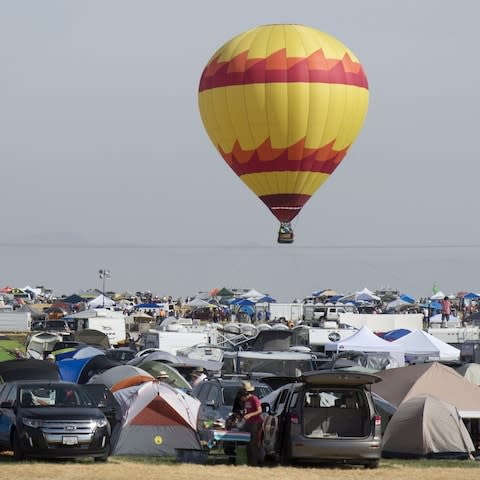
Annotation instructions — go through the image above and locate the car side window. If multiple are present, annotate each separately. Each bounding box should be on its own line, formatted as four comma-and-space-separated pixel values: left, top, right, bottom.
195, 384, 210, 403
0, 383, 9, 402
206, 385, 220, 407
288, 390, 299, 410
273, 388, 289, 414
4, 385, 17, 404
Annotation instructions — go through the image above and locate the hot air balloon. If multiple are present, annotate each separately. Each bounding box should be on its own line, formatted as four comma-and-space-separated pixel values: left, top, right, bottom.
198, 24, 369, 243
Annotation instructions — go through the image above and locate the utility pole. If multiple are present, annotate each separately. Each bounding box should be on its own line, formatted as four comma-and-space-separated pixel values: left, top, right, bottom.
98, 269, 111, 307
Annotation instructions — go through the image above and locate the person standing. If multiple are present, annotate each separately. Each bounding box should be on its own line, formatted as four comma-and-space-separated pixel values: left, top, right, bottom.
224, 389, 246, 464
241, 380, 263, 466
441, 296, 451, 328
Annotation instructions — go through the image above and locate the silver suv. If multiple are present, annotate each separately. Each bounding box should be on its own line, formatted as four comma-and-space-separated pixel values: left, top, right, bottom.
261, 371, 382, 468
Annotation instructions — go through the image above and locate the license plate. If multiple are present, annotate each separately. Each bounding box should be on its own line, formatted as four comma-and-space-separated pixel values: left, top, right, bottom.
62, 436, 78, 445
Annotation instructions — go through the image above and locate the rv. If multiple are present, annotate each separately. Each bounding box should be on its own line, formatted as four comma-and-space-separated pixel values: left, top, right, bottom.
427, 326, 480, 345
0, 312, 32, 332
256, 303, 304, 323
308, 325, 358, 352
64, 309, 126, 346
139, 321, 217, 355
339, 313, 424, 332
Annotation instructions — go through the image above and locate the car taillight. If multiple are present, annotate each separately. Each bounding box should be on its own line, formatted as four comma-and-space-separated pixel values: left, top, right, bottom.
374, 415, 381, 426
289, 413, 299, 424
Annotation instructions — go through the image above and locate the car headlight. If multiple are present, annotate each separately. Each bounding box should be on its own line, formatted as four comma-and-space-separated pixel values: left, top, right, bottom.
22, 417, 44, 428
93, 418, 109, 428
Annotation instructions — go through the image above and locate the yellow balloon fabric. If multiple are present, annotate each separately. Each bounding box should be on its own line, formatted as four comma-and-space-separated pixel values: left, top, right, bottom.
198, 24, 369, 223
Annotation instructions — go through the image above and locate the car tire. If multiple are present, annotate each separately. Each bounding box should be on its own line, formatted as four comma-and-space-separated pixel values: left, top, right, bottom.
365, 460, 379, 469
94, 441, 110, 462
12, 431, 25, 461
279, 445, 291, 466
94, 455, 108, 463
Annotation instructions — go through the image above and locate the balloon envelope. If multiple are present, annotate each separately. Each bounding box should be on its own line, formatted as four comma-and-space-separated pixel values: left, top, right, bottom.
198, 24, 369, 224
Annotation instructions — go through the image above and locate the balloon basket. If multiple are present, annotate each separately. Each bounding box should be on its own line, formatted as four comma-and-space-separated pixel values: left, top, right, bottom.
277, 224, 294, 244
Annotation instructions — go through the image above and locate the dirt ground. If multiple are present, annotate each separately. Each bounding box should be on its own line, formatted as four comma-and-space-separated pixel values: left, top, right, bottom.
0, 457, 479, 480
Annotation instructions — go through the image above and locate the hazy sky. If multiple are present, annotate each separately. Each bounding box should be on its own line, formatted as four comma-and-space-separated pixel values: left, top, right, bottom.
1, 1, 480, 301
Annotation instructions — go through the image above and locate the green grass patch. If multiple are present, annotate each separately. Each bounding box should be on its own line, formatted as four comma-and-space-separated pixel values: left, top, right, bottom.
0, 338, 25, 361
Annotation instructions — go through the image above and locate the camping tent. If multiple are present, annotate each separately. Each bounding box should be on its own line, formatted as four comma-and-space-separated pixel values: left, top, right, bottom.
382, 394, 474, 459
138, 361, 191, 391
372, 362, 480, 417
112, 380, 201, 456
57, 355, 120, 383
74, 329, 110, 349
456, 363, 480, 386
392, 329, 461, 361
88, 365, 154, 391
325, 326, 406, 368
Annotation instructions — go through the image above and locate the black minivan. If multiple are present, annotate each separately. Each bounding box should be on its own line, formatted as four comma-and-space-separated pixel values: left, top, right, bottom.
0, 381, 111, 461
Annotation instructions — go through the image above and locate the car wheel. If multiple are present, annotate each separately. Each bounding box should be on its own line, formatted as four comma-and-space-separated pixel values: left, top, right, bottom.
12, 431, 25, 461
364, 460, 379, 469
94, 441, 110, 462
279, 445, 291, 466
94, 455, 108, 463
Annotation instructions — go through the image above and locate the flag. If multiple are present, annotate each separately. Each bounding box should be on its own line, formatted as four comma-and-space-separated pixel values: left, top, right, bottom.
432, 283, 440, 294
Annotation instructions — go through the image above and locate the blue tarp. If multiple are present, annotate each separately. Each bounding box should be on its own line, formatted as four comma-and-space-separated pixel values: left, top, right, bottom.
236, 298, 256, 306
399, 294, 415, 304
239, 305, 255, 315
257, 295, 276, 303
383, 329, 411, 342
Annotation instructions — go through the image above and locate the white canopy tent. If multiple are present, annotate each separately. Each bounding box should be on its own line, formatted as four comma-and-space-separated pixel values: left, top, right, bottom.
241, 289, 265, 299
87, 294, 115, 308
355, 287, 381, 302
392, 329, 461, 361
325, 326, 405, 367
186, 297, 211, 308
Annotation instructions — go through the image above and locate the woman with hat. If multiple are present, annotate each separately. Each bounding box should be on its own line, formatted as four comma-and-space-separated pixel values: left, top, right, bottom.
240, 380, 263, 466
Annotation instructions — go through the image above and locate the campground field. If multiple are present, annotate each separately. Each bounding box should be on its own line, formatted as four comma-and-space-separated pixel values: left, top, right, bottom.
0, 456, 479, 480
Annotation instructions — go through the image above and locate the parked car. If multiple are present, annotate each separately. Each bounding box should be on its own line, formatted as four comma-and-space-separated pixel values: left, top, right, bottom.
82, 383, 122, 433
0, 380, 111, 461
261, 371, 382, 468
192, 376, 272, 434
105, 347, 137, 364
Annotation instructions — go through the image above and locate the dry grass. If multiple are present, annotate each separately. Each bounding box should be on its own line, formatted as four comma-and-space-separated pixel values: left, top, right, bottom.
0, 457, 479, 480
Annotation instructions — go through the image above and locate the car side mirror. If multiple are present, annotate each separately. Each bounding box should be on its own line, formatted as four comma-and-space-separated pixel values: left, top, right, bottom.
261, 402, 270, 414
205, 400, 216, 408
0, 400, 14, 409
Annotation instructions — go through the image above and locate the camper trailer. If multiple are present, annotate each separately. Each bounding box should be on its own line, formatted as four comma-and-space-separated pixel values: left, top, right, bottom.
64, 309, 126, 346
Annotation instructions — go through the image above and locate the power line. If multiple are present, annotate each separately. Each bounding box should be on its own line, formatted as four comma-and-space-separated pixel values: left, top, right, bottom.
2, 242, 480, 250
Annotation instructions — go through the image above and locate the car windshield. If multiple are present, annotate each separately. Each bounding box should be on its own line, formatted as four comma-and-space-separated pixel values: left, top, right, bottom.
19, 386, 93, 408
222, 385, 271, 405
